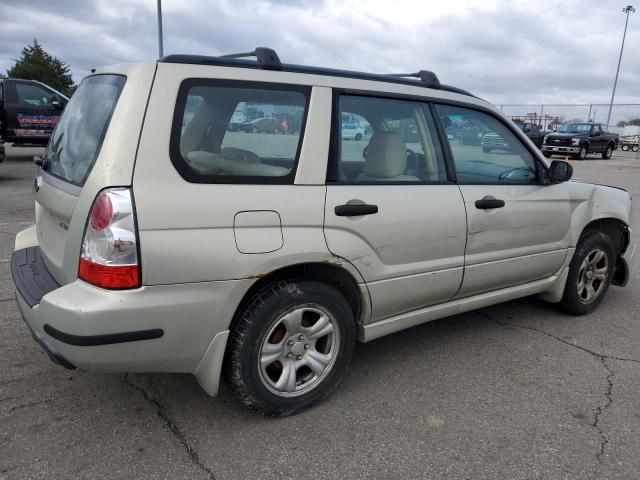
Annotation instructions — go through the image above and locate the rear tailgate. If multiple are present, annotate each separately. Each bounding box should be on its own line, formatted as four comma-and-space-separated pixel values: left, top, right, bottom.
31, 63, 156, 285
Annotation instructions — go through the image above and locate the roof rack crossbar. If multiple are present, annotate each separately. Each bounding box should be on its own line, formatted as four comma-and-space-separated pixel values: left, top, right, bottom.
386, 70, 441, 89
220, 47, 282, 70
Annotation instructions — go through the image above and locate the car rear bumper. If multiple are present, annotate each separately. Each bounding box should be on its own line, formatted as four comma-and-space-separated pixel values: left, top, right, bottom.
541, 145, 579, 154
11, 246, 252, 389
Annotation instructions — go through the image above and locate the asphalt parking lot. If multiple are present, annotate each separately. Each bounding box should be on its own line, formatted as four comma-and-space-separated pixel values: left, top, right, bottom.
1, 145, 639, 480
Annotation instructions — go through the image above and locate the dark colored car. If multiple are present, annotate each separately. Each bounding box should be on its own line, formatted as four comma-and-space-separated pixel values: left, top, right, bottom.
0, 79, 68, 161
238, 117, 283, 133
541, 122, 618, 160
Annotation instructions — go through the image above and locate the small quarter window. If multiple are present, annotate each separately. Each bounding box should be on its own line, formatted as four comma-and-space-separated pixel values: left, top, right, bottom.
436, 104, 539, 184
171, 80, 309, 184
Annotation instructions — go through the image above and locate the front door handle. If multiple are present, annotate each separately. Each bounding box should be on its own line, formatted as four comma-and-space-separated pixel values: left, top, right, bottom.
475, 196, 505, 210
335, 203, 379, 216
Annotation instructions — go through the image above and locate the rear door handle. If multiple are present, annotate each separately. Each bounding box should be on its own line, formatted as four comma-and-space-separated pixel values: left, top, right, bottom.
475, 196, 505, 210
335, 204, 379, 216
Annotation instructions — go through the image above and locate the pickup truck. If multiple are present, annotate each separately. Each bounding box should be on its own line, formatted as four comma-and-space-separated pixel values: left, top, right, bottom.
541, 122, 617, 160
0, 78, 68, 163
481, 121, 546, 152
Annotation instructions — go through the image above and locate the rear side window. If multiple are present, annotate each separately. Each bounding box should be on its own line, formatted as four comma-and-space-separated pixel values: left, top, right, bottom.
170, 80, 309, 184
45, 75, 126, 186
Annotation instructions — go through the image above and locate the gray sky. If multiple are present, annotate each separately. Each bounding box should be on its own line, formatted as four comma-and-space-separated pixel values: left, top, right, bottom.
1, 0, 638, 118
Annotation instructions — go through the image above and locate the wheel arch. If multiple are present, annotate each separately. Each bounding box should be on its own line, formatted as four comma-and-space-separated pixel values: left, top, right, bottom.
230, 261, 370, 331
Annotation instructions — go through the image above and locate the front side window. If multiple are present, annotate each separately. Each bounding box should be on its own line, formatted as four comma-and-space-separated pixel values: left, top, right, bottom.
334, 95, 448, 183
172, 80, 309, 183
436, 104, 539, 184
15, 82, 52, 107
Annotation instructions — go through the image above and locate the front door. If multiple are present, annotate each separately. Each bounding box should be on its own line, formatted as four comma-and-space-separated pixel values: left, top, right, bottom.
436, 104, 571, 297
324, 94, 467, 323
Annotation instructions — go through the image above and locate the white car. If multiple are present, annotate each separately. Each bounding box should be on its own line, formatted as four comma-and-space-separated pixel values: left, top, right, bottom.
11, 48, 635, 416
341, 122, 365, 140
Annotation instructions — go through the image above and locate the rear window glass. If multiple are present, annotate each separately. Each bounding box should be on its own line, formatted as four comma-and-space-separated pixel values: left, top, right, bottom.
170, 80, 309, 183
45, 75, 125, 186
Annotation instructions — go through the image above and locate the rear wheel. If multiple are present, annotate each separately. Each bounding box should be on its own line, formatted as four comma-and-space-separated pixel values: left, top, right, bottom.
355, 133, 362, 141
559, 231, 615, 315
633, 145, 639, 152
602, 144, 613, 159
482, 147, 491, 153
224, 279, 356, 416
621, 145, 629, 151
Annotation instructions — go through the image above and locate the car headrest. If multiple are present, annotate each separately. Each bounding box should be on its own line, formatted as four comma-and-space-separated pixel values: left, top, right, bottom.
364, 131, 407, 178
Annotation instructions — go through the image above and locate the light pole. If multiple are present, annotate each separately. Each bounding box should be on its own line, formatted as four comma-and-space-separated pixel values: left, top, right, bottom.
606, 5, 635, 129
157, 0, 164, 58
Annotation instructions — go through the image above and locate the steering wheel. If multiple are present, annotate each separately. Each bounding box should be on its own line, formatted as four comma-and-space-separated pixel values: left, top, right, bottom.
498, 167, 534, 181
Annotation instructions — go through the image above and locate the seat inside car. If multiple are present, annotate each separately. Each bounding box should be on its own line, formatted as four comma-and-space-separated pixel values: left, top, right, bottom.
356, 131, 419, 182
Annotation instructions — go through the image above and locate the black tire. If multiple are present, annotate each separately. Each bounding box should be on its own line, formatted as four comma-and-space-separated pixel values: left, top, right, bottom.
621, 145, 629, 151
602, 144, 613, 159
574, 145, 587, 160
482, 147, 491, 153
633, 145, 639, 152
355, 133, 362, 141
559, 231, 615, 315
542, 152, 552, 158
224, 279, 356, 416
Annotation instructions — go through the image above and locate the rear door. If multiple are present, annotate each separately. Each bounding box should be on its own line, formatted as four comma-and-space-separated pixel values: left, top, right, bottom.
324, 94, 467, 323
435, 104, 571, 297
4, 80, 64, 141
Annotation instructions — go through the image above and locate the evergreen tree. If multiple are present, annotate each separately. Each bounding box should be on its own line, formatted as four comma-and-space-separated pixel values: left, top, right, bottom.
6, 40, 75, 96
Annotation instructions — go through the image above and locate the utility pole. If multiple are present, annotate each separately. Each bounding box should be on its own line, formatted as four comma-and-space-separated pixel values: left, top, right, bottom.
606, 5, 635, 129
157, 0, 164, 58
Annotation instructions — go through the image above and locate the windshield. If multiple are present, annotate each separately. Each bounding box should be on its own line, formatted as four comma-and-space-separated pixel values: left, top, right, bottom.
558, 123, 592, 134
45, 75, 126, 186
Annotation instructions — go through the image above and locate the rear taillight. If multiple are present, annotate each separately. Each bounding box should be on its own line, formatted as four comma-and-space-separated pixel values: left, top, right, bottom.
79, 188, 140, 289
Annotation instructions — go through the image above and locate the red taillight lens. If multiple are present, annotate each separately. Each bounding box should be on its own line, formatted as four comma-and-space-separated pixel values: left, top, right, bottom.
79, 258, 139, 289
79, 188, 140, 289
89, 191, 113, 230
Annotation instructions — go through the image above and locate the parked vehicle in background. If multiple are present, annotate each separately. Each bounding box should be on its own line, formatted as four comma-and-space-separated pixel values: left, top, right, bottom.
238, 117, 283, 133
483, 121, 546, 152
516, 122, 545, 148
11, 48, 635, 416
0, 78, 68, 151
341, 121, 365, 140
541, 122, 618, 160
620, 135, 639, 152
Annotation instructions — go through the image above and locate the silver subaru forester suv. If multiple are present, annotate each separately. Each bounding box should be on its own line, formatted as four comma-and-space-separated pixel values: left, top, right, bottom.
11, 48, 635, 415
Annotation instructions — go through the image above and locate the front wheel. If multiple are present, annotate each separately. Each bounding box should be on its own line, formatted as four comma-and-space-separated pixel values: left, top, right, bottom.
574, 145, 587, 160
355, 133, 362, 141
224, 279, 356, 416
559, 231, 615, 315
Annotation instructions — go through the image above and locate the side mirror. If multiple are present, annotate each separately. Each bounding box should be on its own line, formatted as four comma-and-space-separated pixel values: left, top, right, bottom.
548, 160, 573, 184
49, 94, 63, 109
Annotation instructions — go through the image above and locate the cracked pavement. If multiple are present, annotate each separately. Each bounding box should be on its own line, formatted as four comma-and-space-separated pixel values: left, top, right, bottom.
1, 146, 639, 479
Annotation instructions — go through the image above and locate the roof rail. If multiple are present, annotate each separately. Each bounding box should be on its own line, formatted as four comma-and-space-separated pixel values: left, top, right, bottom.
159, 48, 476, 98
220, 47, 282, 70
386, 71, 441, 89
